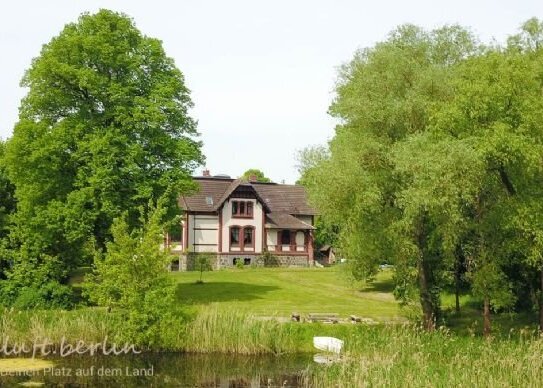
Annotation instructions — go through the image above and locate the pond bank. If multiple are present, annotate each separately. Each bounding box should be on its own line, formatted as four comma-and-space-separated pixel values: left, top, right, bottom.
3, 308, 543, 387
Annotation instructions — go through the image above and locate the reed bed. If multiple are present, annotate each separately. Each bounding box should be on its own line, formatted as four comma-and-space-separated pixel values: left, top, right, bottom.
0, 308, 123, 346
303, 325, 543, 387
179, 305, 308, 354
2, 307, 543, 387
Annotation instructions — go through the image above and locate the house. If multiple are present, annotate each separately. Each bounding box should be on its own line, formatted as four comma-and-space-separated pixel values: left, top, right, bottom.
165, 170, 316, 270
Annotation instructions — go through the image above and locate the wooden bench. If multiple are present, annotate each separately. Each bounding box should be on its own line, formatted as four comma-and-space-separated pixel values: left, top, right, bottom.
307, 313, 339, 324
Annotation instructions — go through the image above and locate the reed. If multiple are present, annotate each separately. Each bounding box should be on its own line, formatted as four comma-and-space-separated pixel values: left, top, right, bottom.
303, 325, 543, 387
0, 308, 123, 346
3, 307, 543, 387
180, 305, 311, 354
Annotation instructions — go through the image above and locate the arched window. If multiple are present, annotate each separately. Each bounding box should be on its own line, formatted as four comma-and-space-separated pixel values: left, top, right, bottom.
243, 226, 255, 248
229, 225, 254, 251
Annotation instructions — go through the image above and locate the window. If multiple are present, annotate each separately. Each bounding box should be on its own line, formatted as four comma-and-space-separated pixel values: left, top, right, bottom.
281, 230, 291, 245
244, 227, 254, 247
232, 200, 254, 218
230, 226, 254, 251
168, 225, 182, 243
230, 227, 240, 246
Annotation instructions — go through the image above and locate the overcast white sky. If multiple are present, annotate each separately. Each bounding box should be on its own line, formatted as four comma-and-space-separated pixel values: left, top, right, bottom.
1, 1, 541, 183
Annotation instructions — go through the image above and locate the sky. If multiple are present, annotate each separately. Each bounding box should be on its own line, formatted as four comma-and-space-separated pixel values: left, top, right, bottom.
0, 1, 541, 183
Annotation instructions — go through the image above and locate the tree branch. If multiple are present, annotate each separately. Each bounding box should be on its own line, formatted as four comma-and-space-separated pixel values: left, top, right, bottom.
498, 166, 516, 196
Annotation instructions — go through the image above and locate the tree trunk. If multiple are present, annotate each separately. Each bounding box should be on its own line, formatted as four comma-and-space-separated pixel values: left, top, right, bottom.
418, 258, 436, 331
483, 297, 491, 337
455, 273, 461, 314
416, 214, 436, 331
454, 246, 464, 314
539, 266, 543, 333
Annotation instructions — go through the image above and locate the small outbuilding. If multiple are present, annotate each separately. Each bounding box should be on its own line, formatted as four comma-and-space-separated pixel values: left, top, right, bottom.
318, 245, 337, 265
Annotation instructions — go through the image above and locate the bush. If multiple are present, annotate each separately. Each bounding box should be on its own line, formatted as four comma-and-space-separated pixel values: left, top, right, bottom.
83, 203, 182, 347
12, 282, 74, 310
261, 251, 280, 267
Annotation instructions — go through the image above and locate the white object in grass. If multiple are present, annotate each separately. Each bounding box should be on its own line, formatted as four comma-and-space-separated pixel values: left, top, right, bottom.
313, 336, 344, 354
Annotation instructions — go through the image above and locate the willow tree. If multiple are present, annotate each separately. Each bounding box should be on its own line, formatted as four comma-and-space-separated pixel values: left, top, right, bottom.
301, 25, 478, 329
506, 18, 543, 332
2, 10, 203, 307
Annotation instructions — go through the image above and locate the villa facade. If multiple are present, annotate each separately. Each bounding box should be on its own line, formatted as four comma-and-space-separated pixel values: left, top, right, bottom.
166, 170, 316, 269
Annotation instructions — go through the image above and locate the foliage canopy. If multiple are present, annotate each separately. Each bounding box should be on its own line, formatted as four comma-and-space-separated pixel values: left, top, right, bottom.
1, 9, 202, 306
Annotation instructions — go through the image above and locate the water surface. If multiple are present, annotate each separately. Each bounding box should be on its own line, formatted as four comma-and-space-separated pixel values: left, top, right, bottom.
0, 352, 313, 387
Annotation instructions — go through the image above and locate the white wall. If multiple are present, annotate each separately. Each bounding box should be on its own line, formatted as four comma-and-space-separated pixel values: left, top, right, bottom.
266, 230, 277, 251
221, 198, 263, 253
188, 214, 219, 252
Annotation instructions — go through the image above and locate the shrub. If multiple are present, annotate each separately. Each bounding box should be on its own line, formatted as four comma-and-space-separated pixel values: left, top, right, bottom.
261, 251, 280, 267
83, 203, 182, 347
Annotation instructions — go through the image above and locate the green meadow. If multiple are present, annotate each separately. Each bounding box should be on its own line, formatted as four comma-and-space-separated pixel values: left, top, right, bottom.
172, 267, 403, 320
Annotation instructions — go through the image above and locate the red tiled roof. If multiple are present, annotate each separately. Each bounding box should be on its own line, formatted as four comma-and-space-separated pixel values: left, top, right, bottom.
180, 177, 316, 215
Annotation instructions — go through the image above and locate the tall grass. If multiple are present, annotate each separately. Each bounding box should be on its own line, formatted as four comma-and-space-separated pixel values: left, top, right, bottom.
3, 307, 543, 387
180, 305, 321, 354
0, 308, 123, 346
0, 306, 348, 354
303, 325, 543, 387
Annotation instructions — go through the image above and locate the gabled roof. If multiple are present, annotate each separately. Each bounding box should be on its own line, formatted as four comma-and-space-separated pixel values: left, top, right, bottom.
252, 183, 315, 215
180, 177, 316, 215
180, 178, 232, 212
266, 213, 315, 230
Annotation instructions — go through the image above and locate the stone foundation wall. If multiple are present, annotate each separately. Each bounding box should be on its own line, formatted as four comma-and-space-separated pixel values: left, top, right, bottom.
177, 253, 312, 271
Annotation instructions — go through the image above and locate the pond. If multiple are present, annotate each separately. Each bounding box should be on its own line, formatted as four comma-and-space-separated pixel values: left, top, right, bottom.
0, 353, 314, 387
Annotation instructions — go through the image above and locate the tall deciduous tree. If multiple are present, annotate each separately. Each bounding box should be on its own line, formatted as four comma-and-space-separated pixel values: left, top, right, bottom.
2, 9, 203, 306
302, 25, 479, 330
303, 19, 543, 333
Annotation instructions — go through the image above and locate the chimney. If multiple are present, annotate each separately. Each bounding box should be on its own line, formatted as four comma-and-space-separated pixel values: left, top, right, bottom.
249, 174, 257, 182
202, 169, 210, 177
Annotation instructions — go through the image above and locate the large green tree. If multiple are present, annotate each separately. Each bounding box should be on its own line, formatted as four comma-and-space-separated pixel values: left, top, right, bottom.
301, 25, 479, 329
2, 9, 203, 306
302, 19, 543, 333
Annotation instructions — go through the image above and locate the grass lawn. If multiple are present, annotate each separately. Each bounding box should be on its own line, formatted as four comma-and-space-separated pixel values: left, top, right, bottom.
171, 266, 404, 321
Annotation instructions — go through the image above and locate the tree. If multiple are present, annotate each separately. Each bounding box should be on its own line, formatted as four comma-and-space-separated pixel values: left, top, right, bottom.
296, 146, 339, 250
427, 26, 543, 333
195, 252, 213, 284
84, 203, 178, 346
2, 10, 203, 306
241, 169, 271, 182
0, 140, 16, 280
302, 24, 479, 330
303, 19, 543, 334
0, 141, 15, 239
